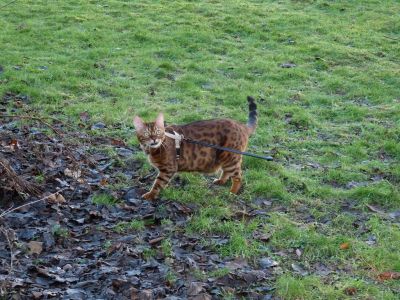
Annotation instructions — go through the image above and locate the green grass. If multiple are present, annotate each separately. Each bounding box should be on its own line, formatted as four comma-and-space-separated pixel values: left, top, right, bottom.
1, 0, 399, 298
51, 224, 69, 238
113, 219, 145, 233
91, 193, 118, 206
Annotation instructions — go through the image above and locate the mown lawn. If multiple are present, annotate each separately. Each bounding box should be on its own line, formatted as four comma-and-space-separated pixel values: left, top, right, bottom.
1, 0, 399, 298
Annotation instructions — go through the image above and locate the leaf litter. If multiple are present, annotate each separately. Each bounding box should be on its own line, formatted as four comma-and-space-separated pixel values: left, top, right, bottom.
0, 109, 276, 299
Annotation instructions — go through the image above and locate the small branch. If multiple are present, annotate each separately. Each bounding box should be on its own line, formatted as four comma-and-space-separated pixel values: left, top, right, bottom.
383, 35, 400, 41
0, 187, 69, 219
0, 114, 63, 135
0, 226, 14, 274
0, 113, 76, 132
0, 155, 41, 196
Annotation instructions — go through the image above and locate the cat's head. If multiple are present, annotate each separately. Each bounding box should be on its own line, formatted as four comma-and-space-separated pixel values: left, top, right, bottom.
133, 113, 165, 149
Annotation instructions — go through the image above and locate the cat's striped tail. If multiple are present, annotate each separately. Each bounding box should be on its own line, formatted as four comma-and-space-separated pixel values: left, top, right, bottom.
247, 96, 258, 135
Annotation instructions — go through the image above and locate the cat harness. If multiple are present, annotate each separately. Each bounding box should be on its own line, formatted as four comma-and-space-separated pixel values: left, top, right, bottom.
165, 131, 184, 159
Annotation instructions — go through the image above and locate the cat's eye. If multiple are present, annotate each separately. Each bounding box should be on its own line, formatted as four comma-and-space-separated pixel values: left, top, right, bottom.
155, 129, 161, 135
143, 132, 149, 137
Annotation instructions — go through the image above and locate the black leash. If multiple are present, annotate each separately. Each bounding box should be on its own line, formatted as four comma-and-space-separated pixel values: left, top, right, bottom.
183, 137, 273, 161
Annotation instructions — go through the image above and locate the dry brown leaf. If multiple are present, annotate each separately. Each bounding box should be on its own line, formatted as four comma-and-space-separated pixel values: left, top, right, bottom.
188, 282, 206, 296
47, 193, 66, 204
377, 271, 400, 281
79, 111, 90, 122
344, 287, 357, 295
191, 293, 212, 300
137, 289, 152, 300
10, 139, 20, 150
64, 168, 81, 179
28, 241, 43, 255
32, 291, 43, 299
252, 231, 272, 242
340, 242, 350, 250
111, 138, 126, 147
149, 236, 164, 245
366, 204, 386, 216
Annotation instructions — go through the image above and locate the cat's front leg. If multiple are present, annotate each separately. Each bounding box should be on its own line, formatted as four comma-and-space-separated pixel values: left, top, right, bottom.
142, 169, 175, 200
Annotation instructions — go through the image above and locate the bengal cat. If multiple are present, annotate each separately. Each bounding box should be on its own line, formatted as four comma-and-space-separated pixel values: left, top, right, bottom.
133, 96, 258, 200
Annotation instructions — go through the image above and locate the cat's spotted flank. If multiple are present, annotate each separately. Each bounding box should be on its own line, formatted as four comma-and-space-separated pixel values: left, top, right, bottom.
133, 96, 258, 200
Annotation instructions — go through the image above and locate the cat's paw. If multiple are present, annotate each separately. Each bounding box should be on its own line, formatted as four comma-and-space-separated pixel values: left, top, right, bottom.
142, 191, 157, 201
213, 179, 227, 185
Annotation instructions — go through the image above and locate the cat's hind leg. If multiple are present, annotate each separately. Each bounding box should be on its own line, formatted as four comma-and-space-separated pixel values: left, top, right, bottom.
213, 152, 236, 185
229, 167, 242, 194
215, 157, 243, 194
213, 170, 230, 185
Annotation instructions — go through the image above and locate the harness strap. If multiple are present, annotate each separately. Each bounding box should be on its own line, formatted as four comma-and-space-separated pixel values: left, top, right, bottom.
165, 131, 184, 159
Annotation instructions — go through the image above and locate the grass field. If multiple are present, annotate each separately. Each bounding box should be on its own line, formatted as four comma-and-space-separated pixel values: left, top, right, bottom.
1, 0, 399, 298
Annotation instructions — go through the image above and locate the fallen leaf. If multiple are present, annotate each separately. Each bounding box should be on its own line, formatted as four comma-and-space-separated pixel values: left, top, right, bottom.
47, 193, 66, 204
91, 122, 106, 130
340, 242, 350, 250
149, 236, 164, 245
225, 258, 249, 271
130, 287, 138, 300
252, 231, 272, 242
366, 204, 385, 214
188, 282, 205, 296
388, 210, 400, 219
344, 287, 357, 296
377, 271, 400, 281
280, 62, 296, 68
28, 241, 43, 255
137, 289, 152, 300
32, 291, 43, 299
295, 248, 302, 258
191, 293, 212, 300
259, 257, 278, 269
111, 138, 126, 147
10, 139, 20, 150
240, 270, 266, 283
79, 111, 90, 122
64, 168, 81, 179
291, 263, 308, 276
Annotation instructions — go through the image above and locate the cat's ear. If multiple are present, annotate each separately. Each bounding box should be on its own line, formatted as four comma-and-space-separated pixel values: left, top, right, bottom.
133, 116, 145, 132
155, 113, 164, 129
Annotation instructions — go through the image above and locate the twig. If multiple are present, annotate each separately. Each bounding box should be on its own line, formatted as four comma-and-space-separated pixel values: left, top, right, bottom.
0, 187, 69, 219
0, 113, 76, 132
0, 0, 17, 10
0, 114, 63, 135
0, 155, 41, 196
383, 35, 400, 41
0, 226, 14, 274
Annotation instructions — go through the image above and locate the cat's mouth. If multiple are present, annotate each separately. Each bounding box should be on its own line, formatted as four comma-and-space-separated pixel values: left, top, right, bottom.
148, 140, 162, 148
